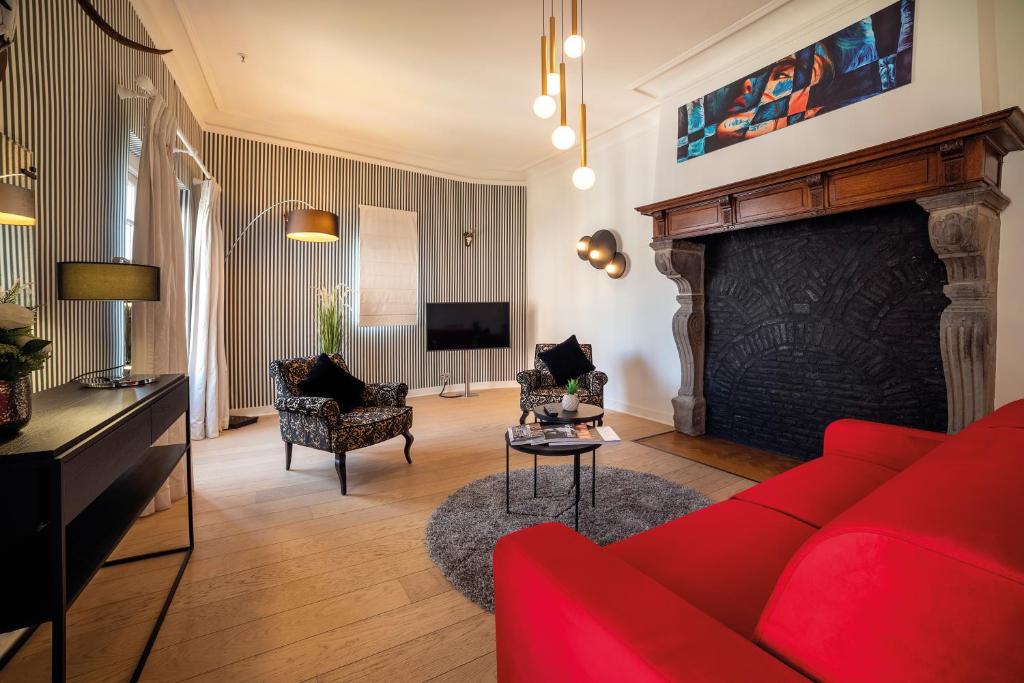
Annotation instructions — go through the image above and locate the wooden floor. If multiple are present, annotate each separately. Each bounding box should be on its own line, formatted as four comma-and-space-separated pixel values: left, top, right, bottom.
1, 388, 756, 683
637, 430, 801, 482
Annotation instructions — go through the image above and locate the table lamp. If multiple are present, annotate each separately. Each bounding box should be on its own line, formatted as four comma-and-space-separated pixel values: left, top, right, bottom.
57, 259, 161, 388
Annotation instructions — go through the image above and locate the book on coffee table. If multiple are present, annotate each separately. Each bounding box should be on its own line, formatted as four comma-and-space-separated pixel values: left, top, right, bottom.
507, 423, 621, 446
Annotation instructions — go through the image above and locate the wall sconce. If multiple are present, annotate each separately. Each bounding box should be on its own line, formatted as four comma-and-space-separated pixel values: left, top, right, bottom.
463, 228, 474, 247
577, 229, 627, 279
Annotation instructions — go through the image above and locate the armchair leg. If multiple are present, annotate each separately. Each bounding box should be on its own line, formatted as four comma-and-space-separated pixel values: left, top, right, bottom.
402, 430, 414, 464
285, 442, 293, 470
334, 452, 347, 495
519, 410, 529, 425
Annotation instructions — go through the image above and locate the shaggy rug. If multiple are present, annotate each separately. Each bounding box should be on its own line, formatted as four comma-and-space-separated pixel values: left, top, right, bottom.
425, 464, 712, 611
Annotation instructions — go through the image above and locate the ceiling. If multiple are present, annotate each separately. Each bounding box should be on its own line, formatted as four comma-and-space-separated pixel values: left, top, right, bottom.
133, 0, 782, 181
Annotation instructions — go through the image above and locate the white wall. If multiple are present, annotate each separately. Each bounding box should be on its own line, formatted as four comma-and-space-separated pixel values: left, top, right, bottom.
526, 0, 1024, 426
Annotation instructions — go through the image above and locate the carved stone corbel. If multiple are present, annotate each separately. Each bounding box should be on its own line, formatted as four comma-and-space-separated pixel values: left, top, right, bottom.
651, 238, 706, 435
917, 187, 1009, 432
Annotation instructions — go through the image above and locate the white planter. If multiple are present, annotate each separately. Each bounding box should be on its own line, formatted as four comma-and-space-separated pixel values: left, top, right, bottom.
561, 394, 580, 412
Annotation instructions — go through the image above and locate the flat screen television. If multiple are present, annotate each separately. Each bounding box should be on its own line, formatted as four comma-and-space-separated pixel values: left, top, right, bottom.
426, 302, 510, 351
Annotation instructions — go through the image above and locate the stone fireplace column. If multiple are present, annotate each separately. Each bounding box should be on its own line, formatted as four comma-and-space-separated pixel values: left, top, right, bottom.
651, 238, 706, 435
917, 188, 1009, 432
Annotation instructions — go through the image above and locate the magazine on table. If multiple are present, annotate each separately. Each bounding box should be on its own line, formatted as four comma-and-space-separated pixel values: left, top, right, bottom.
507, 423, 621, 446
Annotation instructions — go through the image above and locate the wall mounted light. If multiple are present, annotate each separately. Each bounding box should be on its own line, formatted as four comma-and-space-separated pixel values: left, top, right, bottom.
463, 228, 475, 247
576, 229, 627, 279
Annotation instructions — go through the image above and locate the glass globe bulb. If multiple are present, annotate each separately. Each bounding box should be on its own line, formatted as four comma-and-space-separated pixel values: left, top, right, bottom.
532, 94, 556, 119
546, 71, 561, 96
564, 34, 586, 59
573, 165, 596, 190
551, 125, 576, 150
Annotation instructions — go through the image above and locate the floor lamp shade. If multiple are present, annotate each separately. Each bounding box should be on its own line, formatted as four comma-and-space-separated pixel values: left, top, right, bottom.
0, 182, 36, 226
286, 209, 339, 243
57, 262, 161, 301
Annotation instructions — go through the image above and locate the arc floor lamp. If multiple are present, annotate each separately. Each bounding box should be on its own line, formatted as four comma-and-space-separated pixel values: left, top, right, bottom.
226, 200, 340, 428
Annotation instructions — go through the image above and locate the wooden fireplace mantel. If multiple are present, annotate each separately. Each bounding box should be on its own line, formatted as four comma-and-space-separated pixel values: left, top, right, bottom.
636, 107, 1024, 240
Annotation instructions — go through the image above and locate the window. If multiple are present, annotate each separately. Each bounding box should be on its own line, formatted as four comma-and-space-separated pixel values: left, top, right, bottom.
358, 205, 419, 326
124, 140, 140, 258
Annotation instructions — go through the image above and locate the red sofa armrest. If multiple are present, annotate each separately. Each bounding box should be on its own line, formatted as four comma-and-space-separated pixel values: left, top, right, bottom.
823, 419, 948, 472
494, 523, 807, 683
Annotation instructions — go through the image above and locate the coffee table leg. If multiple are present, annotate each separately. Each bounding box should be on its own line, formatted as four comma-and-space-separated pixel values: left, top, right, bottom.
533, 455, 538, 497
573, 453, 580, 532
592, 448, 596, 507
506, 442, 510, 514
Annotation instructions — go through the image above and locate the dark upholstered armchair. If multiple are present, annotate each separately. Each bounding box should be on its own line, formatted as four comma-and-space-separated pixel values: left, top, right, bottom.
269, 354, 413, 495
516, 343, 609, 424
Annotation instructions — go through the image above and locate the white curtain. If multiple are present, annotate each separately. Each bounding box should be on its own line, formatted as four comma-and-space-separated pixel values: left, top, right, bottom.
187, 179, 229, 439
133, 94, 188, 514
358, 205, 419, 326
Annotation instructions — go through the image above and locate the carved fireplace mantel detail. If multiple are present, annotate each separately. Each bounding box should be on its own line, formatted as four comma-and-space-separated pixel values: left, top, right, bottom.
918, 188, 1009, 431
637, 108, 1024, 435
651, 239, 706, 435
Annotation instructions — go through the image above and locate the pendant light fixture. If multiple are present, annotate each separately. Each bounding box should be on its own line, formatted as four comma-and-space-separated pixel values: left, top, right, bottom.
564, 0, 585, 59
545, 7, 560, 96
572, 47, 596, 190
551, 1, 575, 150
551, 65, 576, 150
532, 0, 556, 119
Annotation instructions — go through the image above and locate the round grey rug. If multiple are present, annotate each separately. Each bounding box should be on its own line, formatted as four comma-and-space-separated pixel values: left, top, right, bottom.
425, 464, 711, 611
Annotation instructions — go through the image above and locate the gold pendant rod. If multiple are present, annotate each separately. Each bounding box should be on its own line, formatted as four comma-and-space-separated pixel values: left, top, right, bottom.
548, 14, 557, 74
579, 103, 588, 166
571, 0, 578, 35
540, 35, 548, 94
559, 63, 568, 124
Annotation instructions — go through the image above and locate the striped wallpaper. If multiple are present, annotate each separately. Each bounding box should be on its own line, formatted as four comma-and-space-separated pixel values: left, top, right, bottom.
0, 0, 205, 391
205, 132, 529, 409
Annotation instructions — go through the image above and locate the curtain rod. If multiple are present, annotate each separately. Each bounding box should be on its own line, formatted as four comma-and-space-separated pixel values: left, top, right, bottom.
117, 78, 213, 181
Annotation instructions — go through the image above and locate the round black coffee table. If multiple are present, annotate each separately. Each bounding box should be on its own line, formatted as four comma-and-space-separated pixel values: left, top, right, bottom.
533, 402, 604, 426
505, 433, 598, 532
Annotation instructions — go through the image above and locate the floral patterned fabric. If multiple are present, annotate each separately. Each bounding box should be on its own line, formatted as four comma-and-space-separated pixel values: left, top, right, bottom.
270, 354, 412, 454
517, 343, 609, 413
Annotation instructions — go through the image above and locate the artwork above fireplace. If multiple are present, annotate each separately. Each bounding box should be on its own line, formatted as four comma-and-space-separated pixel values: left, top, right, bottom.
637, 107, 1024, 439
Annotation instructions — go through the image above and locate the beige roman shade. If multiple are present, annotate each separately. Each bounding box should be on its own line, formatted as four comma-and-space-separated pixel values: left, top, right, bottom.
358, 205, 419, 326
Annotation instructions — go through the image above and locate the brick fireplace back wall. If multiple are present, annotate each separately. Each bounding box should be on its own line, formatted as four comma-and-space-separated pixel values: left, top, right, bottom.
696, 202, 948, 460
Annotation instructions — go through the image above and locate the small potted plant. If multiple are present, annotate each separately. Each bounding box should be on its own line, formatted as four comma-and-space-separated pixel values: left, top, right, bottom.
314, 283, 353, 355
0, 280, 51, 436
561, 378, 580, 412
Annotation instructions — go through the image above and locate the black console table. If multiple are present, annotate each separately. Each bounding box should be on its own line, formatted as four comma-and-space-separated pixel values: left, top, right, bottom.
0, 374, 192, 682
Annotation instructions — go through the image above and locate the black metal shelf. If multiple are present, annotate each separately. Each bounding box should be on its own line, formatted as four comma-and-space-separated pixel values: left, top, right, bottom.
65, 443, 187, 604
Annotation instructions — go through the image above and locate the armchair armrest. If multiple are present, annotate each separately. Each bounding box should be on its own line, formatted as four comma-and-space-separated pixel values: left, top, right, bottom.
362, 382, 409, 407
516, 369, 543, 391
494, 523, 808, 683
274, 395, 342, 424
584, 369, 609, 393
824, 419, 948, 472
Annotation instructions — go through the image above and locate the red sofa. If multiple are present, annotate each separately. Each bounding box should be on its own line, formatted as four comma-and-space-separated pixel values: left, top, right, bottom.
494, 400, 1024, 682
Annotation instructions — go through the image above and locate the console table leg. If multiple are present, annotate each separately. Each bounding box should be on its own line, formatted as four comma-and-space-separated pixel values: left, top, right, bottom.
505, 442, 510, 513
49, 462, 67, 683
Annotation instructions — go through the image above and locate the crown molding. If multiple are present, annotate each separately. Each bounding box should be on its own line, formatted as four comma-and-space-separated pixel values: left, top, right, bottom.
203, 123, 527, 186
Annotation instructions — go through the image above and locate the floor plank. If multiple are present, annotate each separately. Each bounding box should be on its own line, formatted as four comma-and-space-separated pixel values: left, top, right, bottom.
0, 388, 755, 682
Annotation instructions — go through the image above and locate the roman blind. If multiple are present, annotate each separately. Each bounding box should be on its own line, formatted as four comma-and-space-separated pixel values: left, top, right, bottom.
358, 205, 419, 326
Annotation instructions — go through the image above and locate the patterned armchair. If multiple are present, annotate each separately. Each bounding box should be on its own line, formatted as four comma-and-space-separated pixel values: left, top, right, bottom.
516, 343, 609, 424
269, 354, 413, 495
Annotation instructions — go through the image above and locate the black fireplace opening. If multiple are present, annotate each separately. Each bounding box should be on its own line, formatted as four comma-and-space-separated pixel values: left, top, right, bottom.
696, 202, 948, 461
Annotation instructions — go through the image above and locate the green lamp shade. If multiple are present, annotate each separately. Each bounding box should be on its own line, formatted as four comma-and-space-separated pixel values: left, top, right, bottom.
57, 261, 161, 301
0, 182, 36, 226
286, 208, 339, 243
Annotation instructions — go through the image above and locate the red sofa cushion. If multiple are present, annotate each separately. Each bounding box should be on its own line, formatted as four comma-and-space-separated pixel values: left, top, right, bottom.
607, 499, 815, 638
822, 418, 948, 471
735, 454, 896, 528
756, 403, 1024, 682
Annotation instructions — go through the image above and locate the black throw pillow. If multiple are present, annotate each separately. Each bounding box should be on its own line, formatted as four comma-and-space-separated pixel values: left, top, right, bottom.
297, 354, 366, 412
538, 335, 595, 386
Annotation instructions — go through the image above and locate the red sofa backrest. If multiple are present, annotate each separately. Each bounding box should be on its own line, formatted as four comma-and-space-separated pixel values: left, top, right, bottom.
754, 400, 1024, 683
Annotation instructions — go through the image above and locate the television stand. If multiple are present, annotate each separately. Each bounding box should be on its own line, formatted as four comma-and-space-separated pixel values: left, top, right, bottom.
440, 349, 478, 398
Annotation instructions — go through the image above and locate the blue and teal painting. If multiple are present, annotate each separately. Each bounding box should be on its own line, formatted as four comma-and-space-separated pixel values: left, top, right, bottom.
677, 0, 914, 163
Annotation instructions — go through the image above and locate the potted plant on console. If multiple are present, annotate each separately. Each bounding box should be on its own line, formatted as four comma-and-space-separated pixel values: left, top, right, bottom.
562, 378, 580, 412
0, 280, 50, 436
